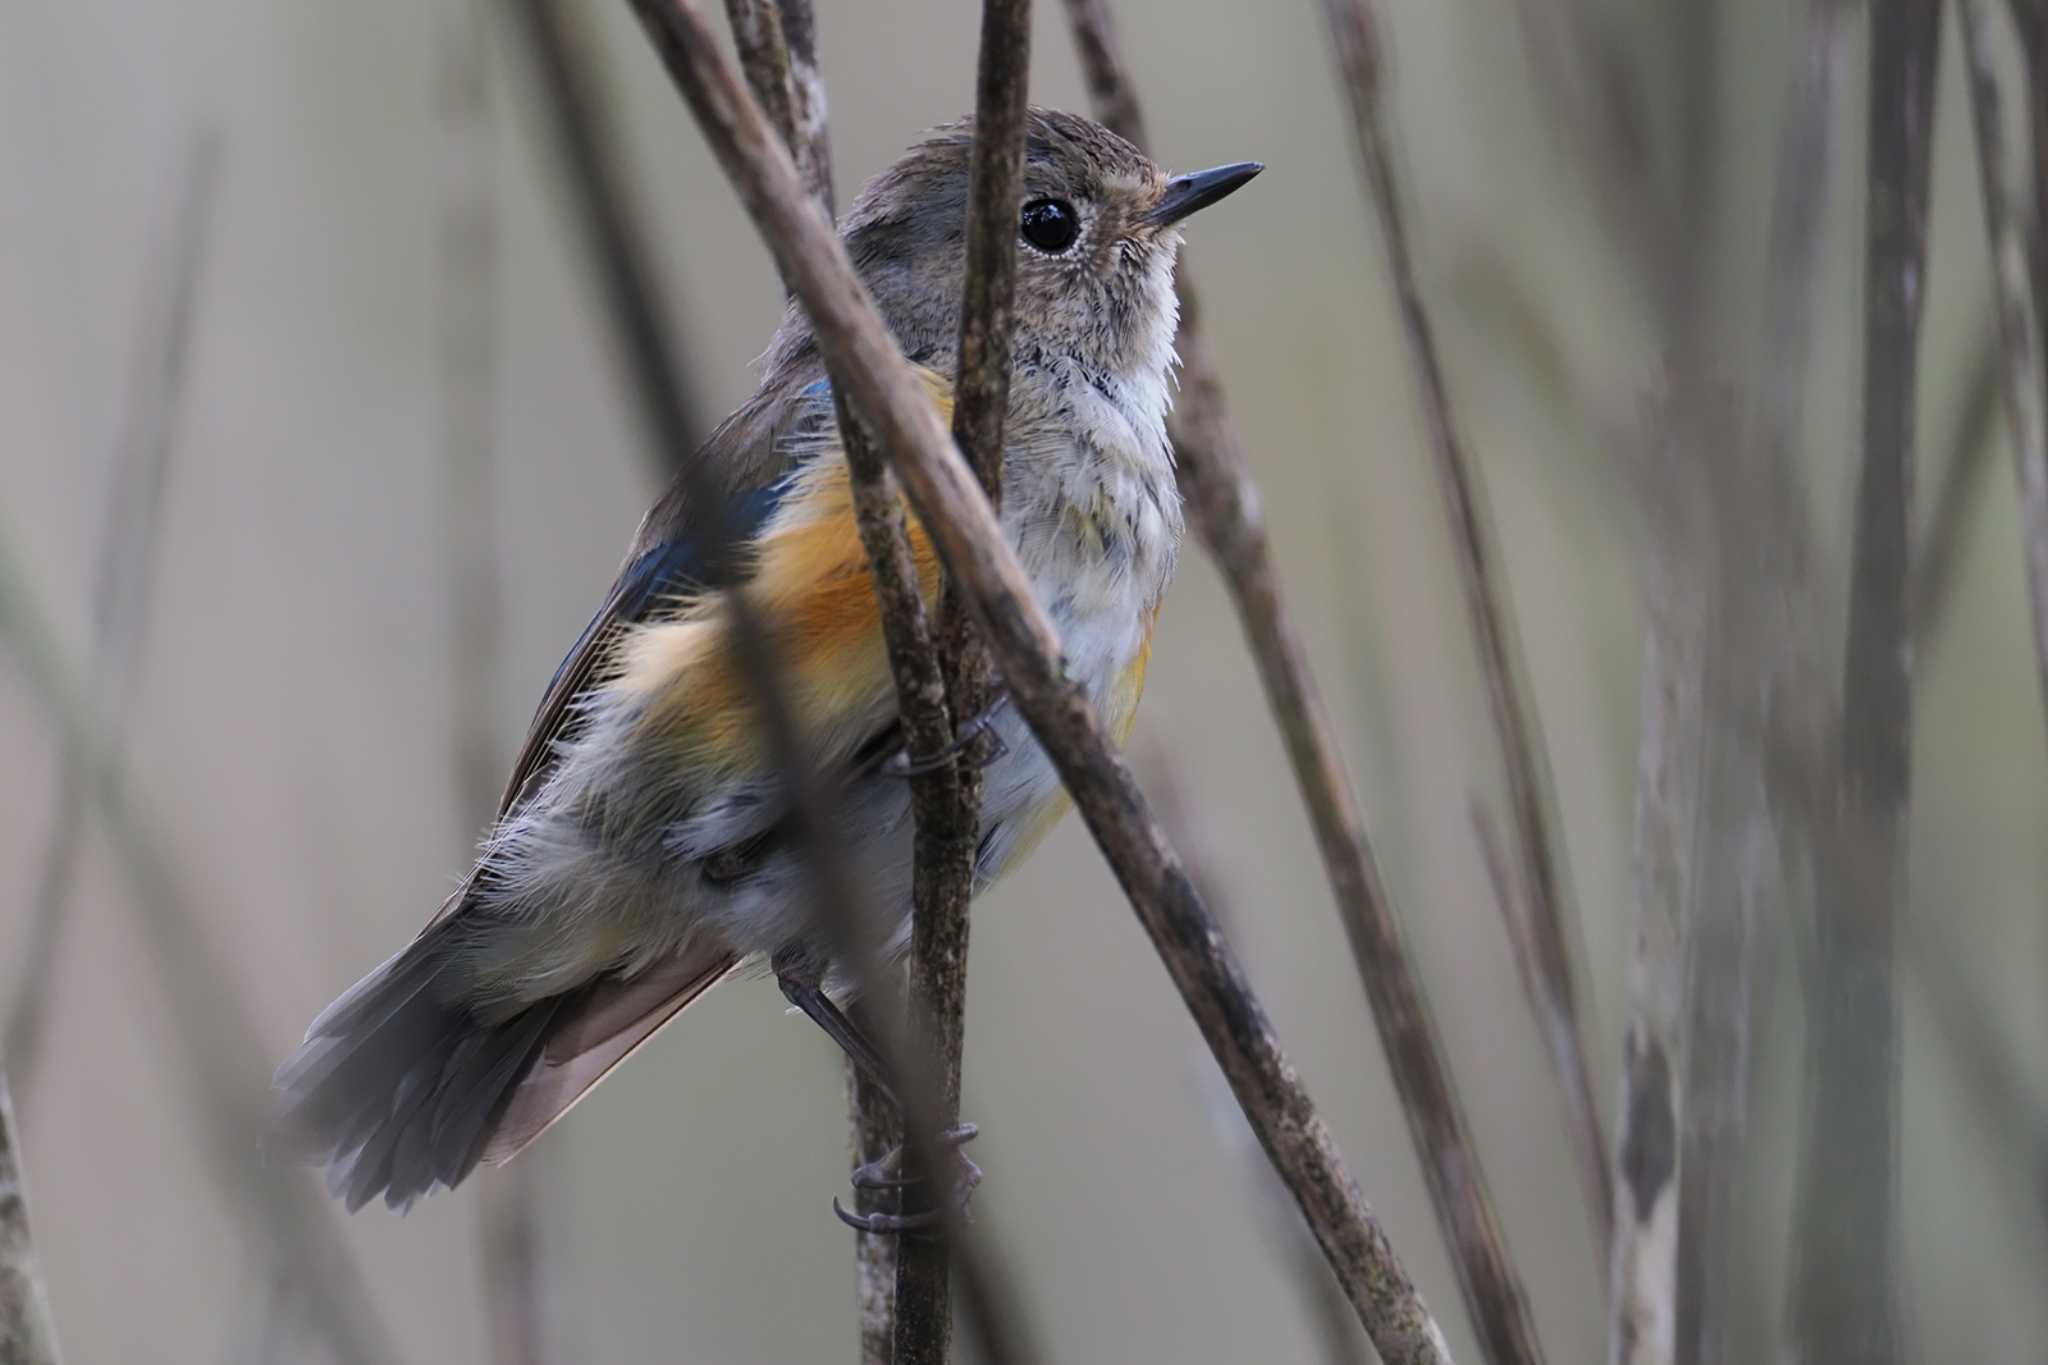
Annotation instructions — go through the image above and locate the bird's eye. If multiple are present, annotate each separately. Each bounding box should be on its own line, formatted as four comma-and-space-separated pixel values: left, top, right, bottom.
1019, 198, 1080, 253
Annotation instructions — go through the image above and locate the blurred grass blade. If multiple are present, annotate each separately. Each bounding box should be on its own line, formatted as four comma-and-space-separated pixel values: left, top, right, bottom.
1789, 3, 1940, 1362
1956, 0, 2048, 731
5, 129, 219, 1095
0, 538, 407, 1365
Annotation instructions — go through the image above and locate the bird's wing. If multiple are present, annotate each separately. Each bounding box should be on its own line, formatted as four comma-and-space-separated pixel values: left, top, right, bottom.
580, 368, 954, 802
452, 362, 955, 894
489, 374, 845, 819
471, 370, 957, 1158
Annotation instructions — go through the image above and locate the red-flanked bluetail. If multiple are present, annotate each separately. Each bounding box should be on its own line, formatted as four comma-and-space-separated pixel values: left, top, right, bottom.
275, 110, 1261, 1214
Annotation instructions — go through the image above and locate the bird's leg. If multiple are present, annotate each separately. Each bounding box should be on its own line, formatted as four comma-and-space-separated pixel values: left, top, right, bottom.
776, 961, 899, 1106
773, 953, 983, 1235
878, 690, 1012, 778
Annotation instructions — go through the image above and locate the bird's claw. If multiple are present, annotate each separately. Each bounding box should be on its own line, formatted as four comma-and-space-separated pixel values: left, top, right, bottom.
880, 696, 1011, 777
849, 1122, 977, 1189
834, 1124, 982, 1236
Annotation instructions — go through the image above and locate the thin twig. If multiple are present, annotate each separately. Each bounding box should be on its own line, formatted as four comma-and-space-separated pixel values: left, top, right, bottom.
732, 5, 900, 1346
847, 1055, 901, 1365
2016, 3, 2048, 321
712, 5, 954, 1354
719, 0, 971, 1349
1060, 1, 1535, 1357
432, 3, 547, 1358
723, 0, 800, 166
4, 131, 218, 1094
773, 0, 833, 213
892, 5, 1033, 1361
507, 0, 709, 477
223, 1266, 294, 1365
1148, 754, 1372, 1365
509, 3, 1039, 1359
619, 4, 1453, 1359
711, 1, 1058, 1357
0, 548, 404, 1365
1791, 4, 1940, 1361
835, 405, 944, 1348
1504, 0, 1670, 294
479, 1177, 545, 1365
1913, 319, 2002, 649
0, 1071, 62, 1365
1959, 0, 2048, 727
437, 0, 503, 903
1470, 803, 1608, 1250
1317, 0, 1604, 1291
1906, 916, 2048, 1218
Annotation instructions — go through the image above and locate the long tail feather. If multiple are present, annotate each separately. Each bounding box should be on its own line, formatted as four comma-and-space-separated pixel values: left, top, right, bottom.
485, 946, 740, 1165
275, 926, 736, 1211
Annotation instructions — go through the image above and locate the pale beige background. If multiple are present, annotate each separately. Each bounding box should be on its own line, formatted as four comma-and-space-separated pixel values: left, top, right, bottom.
3, 1, 2044, 1361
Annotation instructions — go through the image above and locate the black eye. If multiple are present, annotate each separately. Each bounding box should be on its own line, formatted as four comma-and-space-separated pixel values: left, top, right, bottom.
1019, 198, 1080, 253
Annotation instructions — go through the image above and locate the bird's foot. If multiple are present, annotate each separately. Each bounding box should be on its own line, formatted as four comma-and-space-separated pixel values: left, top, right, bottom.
832, 1123, 981, 1236
880, 695, 1011, 777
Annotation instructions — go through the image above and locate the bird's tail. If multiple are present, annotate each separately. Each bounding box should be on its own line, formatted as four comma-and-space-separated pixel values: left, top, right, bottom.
274, 918, 738, 1212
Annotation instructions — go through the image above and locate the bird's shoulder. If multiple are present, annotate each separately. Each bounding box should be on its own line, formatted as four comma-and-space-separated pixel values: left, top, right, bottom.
496, 359, 956, 816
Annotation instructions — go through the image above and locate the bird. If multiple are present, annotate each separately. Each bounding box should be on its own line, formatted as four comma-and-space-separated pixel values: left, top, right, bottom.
274, 108, 1261, 1216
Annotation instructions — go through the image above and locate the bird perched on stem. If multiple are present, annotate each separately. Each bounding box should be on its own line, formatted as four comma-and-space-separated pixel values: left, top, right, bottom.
276, 109, 1260, 1216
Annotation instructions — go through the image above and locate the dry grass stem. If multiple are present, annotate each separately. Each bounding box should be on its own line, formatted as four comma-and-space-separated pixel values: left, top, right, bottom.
1470, 803, 1608, 1250
0, 134, 399, 1365
1148, 756, 1373, 1365
1505, 0, 1669, 289
771, 0, 833, 211
1914, 321, 2003, 647
431, 2, 549, 1357
893, 2, 1032, 1359
711, 3, 987, 1354
1317, 0, 1603, 1292
730, 4, 906, 1343
619, 1, 1452, 1357
480, 1170, 547, 1365
1062, 0, 1539, 1356
1313, 3, 1604, 1275
848, 1055, 902, 1364
723, 0, 801, 170
507, 0, 709, 475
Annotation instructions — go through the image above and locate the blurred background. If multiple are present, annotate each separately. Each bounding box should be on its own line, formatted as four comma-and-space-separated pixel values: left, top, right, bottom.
3, 0, 2044, 1361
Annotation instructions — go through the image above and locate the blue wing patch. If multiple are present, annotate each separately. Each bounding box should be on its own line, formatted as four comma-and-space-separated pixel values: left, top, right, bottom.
538, 481, 792, 705
615, 482, 788, 618
531, 374, 844, 726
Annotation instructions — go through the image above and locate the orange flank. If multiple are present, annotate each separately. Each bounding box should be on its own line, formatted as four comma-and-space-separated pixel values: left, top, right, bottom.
617, 461, 945, 772
614, 365, 958, 774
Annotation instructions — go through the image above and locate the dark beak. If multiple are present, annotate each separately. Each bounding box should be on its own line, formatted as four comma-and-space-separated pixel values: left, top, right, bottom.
1141, 161, 1264, 228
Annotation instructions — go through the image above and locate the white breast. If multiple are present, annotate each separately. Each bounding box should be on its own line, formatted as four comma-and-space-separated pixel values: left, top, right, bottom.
954, 354, 1183, 874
